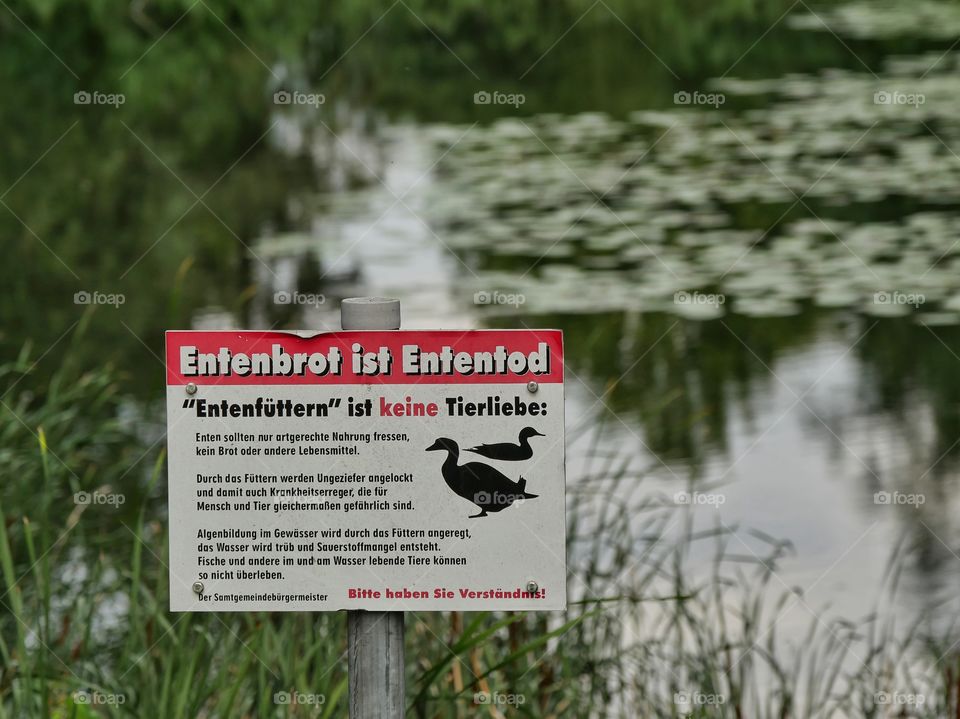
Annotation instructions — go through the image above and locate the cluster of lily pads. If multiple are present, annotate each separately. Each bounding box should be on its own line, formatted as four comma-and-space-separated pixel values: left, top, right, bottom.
420, 5, 960, 322
787, 0, 960, 39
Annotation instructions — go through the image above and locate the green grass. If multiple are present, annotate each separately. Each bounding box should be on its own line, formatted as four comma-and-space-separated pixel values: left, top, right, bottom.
0, 342, 956, 718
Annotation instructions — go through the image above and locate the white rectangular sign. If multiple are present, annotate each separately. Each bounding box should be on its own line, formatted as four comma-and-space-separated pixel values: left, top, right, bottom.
165, 329, 565, 611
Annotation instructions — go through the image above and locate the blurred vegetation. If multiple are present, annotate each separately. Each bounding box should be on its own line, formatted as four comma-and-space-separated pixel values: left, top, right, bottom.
1, 346, 958, 717
0, 0, 931, 394
4, 0, 960, 715
0, 0, 330, 396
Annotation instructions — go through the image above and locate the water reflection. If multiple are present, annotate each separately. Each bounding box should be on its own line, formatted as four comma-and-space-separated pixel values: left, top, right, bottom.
236, 115, 960, 620
5, 0, 960, 649
231, 4, 960, 625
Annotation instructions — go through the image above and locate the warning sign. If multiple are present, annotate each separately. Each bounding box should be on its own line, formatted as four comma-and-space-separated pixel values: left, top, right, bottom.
165, 329, 565, 611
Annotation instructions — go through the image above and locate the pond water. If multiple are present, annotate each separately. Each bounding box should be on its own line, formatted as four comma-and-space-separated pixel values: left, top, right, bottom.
8, 0, 960, 667
211, 1, 960, 641
242, 128, 957, 627
231, 3, 960, 622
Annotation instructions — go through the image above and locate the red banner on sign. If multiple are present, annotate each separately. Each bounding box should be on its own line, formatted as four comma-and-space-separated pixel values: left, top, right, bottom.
165, 330, 563, 386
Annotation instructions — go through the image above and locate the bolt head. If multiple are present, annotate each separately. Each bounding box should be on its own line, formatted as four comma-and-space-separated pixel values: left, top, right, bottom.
185, 382, 198, 395
526, 580, 539, 595
526, 381, 539, 393
192, 581, 204, 594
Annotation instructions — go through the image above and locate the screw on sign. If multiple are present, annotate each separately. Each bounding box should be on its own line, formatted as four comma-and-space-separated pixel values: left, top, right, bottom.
163, 298, 566, 718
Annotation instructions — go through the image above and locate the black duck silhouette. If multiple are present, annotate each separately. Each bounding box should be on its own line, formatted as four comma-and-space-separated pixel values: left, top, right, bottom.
426, 437, 538, 518
464, 427, 545, 461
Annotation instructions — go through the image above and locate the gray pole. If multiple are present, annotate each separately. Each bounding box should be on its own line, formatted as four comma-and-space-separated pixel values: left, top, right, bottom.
340, 297, 405, 719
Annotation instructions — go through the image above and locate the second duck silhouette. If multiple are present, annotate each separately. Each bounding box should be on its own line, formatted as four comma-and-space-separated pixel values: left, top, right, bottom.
426, 437, 538, 518
465, 427, 545, 461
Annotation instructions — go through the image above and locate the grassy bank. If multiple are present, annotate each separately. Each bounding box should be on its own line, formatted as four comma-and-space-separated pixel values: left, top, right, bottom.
0, 332, 955, 718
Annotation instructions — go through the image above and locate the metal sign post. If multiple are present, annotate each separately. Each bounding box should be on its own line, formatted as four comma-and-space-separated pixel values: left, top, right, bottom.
341, 297, 405, 719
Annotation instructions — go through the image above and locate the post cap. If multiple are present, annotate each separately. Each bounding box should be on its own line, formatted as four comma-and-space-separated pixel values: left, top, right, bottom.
340, 297, 401, 330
